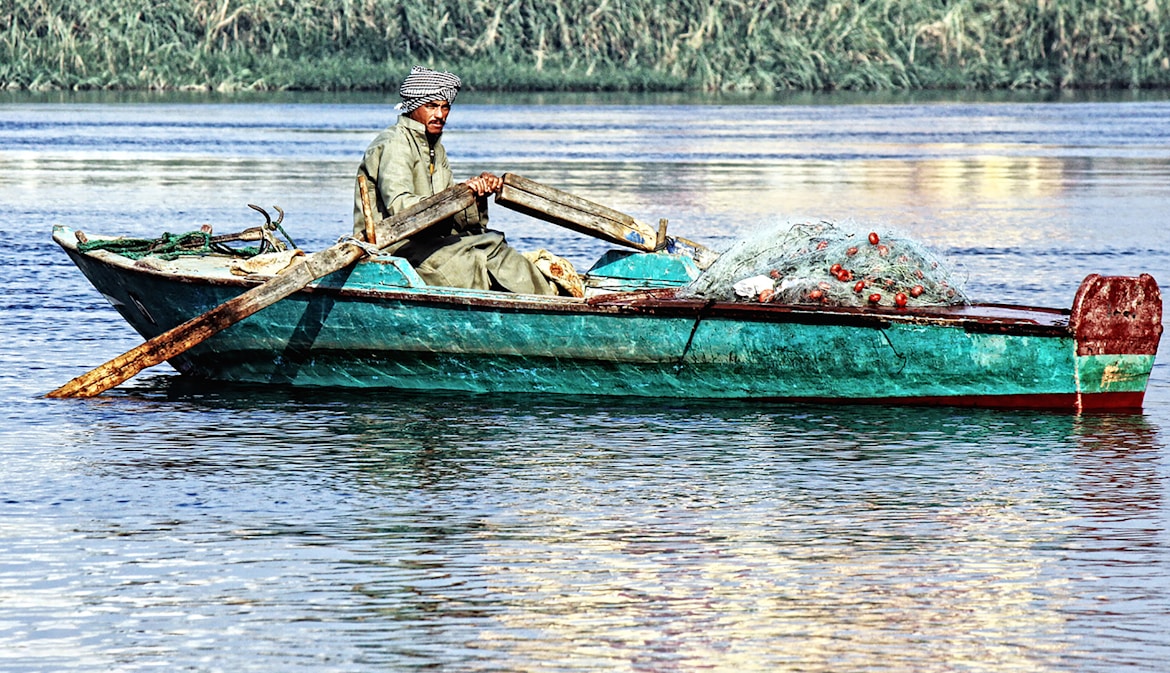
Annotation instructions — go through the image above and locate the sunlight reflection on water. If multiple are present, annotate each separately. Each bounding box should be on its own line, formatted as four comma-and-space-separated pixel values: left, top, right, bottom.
1, 94, 1169, 672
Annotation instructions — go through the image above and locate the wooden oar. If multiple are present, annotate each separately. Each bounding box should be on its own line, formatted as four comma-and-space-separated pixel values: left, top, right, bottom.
47, 185, 475, 399
494, 173, 720, 269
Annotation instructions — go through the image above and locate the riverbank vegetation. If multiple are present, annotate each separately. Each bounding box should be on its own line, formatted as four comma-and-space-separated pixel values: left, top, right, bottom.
5, 0, 1168, 92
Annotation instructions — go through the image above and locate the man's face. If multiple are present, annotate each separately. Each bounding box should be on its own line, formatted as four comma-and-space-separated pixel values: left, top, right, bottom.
409, 100, 451, 135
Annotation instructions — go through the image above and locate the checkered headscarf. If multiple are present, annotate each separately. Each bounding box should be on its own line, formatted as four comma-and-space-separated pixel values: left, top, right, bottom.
395, 66, 462, 114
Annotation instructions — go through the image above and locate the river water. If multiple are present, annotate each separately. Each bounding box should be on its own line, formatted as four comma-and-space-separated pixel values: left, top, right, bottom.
2, 91, 1169, 672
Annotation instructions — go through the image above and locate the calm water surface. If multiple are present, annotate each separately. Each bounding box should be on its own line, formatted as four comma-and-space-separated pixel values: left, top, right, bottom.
1, 92, 1169, 671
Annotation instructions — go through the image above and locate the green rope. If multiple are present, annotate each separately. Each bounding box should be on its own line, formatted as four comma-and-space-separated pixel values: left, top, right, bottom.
273, 222, 297, 250
78, 231, 262, 261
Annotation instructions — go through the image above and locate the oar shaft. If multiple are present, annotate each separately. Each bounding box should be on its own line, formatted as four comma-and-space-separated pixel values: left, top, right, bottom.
493, 173, 719, 268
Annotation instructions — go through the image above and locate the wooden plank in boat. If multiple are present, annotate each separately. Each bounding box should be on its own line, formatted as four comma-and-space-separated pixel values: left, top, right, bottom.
495, 173, 658, 251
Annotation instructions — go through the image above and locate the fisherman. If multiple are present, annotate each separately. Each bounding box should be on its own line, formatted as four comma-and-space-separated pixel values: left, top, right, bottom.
353, 66, 557, 294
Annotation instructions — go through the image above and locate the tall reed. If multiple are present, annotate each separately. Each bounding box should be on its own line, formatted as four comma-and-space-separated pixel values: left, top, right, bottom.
4, 0, 1168, 91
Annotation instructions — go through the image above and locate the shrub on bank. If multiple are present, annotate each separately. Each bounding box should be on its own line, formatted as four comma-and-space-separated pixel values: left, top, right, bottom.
4, 0, 1168, 92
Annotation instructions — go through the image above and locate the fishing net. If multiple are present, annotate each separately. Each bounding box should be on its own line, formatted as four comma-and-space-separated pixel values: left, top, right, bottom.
682, 220, 967, 308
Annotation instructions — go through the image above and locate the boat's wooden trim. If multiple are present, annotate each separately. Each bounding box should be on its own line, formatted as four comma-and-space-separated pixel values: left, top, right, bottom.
55, 228, 1077, 339
298, 283, 1074, 336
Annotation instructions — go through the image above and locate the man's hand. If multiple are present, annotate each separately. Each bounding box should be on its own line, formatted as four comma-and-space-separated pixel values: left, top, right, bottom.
464, 172, 503, 197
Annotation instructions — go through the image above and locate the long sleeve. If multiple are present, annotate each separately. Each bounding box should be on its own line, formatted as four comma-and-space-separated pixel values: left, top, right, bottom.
353, 116, 486, 237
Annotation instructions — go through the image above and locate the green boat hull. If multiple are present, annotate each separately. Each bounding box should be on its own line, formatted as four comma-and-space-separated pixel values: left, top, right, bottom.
55, 227, 1162, 411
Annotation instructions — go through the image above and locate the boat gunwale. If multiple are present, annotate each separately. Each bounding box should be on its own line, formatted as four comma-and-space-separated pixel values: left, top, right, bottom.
55, 228, 1073, 338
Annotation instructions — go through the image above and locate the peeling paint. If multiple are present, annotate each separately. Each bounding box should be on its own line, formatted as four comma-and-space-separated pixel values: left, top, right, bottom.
53, 227, 1162, 411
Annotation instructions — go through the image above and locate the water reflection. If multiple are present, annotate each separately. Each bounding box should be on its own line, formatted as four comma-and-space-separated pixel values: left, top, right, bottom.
3, 97, 1170, 671
1062, 415, 1170, 671
15, 382, 1153, 670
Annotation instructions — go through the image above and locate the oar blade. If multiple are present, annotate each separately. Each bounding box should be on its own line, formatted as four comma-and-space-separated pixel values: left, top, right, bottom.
46, 245, 361, 398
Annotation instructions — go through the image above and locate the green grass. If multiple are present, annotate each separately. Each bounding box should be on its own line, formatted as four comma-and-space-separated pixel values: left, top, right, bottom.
4, 0, 1168, 92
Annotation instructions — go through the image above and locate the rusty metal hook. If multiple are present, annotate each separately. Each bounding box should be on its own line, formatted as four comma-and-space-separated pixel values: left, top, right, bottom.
246, 204, 285, 231
247, 203, 272, 228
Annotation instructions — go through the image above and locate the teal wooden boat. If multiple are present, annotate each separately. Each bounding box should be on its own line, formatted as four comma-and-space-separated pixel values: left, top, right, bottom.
52, 225, 1162, 411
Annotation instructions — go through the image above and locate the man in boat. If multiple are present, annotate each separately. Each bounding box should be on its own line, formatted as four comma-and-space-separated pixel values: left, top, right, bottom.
353, 66, 557, 295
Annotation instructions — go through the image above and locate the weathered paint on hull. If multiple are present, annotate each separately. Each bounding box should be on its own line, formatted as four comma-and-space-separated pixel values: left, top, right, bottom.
181, 324, 1150, 410
178, 350, 1153, 411
58, 235, 1161, 411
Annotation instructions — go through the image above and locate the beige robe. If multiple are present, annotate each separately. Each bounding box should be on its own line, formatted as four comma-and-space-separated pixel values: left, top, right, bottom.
353, 116, 554, 295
